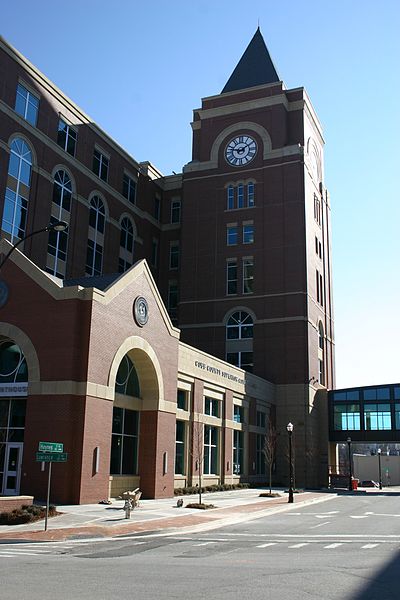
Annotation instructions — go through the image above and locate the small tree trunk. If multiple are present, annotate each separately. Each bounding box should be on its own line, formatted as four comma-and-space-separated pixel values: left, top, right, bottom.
269, 463, 272, 494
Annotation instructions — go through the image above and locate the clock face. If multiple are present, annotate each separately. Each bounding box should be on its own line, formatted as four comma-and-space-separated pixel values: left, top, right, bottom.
225, 135, 257, 167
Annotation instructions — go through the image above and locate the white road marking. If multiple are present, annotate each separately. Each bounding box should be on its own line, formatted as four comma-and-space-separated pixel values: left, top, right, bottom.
289, 543, 309, 548
349, 515, 369, 519
324, 543, 343, 549
193, 541, 216, 546
364, 512, 400, 517
362, 544, 379, 549
256, 543, 277, 548
310, 521, 330, 528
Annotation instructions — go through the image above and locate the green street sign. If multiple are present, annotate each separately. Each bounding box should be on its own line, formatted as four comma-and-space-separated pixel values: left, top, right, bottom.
39, 441, 64, 453
36, 452, 68, 462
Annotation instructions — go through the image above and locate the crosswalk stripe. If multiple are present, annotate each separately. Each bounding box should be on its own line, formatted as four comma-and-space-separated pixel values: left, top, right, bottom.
289, 543, 309, 548
361, 544, 379, 549
193, 541, 216, 546
324, 543, 343, 549
257, 543, 277, 548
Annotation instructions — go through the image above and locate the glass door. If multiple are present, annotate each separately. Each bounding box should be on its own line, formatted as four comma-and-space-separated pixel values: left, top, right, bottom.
3, 443, 23, 495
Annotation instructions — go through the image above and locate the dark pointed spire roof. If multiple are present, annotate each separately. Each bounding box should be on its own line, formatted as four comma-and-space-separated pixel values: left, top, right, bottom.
221, 28, 280, 94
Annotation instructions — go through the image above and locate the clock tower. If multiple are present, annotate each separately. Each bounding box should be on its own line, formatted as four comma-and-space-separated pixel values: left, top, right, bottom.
179, 28, 334, 487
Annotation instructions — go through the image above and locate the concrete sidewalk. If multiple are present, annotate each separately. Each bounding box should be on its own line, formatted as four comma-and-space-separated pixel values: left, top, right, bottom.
0, 488, 336, 543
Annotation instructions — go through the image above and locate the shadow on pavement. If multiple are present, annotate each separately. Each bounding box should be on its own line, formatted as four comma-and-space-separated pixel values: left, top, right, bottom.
349, 549, 400, 600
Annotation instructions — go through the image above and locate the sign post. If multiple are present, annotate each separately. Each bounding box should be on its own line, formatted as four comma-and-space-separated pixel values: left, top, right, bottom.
36, 442, 67, 531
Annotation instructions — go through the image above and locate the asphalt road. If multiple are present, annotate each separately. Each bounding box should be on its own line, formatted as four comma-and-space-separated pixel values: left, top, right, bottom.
2, 493, 400, 600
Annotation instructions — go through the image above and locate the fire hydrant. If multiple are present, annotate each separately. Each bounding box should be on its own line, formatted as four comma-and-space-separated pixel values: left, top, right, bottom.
124, 498, 132, 519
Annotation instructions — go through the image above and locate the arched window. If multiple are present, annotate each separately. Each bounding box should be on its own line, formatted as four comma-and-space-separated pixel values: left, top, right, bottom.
119, 217, 134, 273
1, 138, 33, 243
225, 310, 254, 373
0, 340, 28, 383
226, 311, 253, 340
46, 170, 71, 278
86, 196, 105, 276
115, 354, 140, 397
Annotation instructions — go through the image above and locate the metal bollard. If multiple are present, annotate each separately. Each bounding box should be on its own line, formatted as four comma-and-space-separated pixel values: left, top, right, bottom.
124, 498, 132, 519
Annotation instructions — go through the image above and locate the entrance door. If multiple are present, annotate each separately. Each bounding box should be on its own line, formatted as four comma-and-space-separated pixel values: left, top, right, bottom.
3, 443, 23, 495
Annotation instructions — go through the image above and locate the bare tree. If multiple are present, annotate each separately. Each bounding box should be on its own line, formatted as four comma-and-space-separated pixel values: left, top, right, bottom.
190, 418, 204, 505
263, 420, 277, 494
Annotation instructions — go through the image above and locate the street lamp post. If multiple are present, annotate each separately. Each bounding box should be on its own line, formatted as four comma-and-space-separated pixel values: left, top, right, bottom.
287, 422, 294, 503
377, 448, 382, 490
0, 220, 68, 271
347, 437, 352, 491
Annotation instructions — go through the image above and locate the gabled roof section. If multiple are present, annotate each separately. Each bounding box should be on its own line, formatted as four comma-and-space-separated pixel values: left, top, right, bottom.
221, 28, 280, 94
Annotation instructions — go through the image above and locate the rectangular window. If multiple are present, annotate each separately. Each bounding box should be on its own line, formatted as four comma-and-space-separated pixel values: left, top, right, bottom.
243, 258, 254, 294
110, 407, 139, 475
319, 359, 325, 385
227, 186, 235, 210
314, 194, 321, 225
237, 184, 244, 208
175, 420, 185, 475
333, 404, 361, 430
243, 224, 254, 244
320, 273, 324, 307
247, 182, 255, 207
227, 261, 237, 295
171, 200, 181, 224
123, 174, 136, 204
168, 281, 178, 321
205, 397, 219, 418
226, 351, 253, 373
395, 404, 400, 429
57, 118, 77, 156
151, 239, 159, 267
154, 197, 161, 221
92, 149, 109, 182
227, 226, 238, 246
15, 83, 39, 126
85, 239, 103, 276
2, 188, 28, 242
316, 269, 320, 303
315, 236, 319, 255
234, 405, 244, 423
364, 404, 391, 430
177, 389, 187, 410
233, 430, 243, 475
204, 425, 218, 475
256, 434, 266, 475
169, 243, 179, 269
256, 410, 266, 428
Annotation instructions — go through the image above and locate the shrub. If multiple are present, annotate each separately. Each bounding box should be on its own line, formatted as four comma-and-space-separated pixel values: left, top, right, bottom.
0, 504, 59, 526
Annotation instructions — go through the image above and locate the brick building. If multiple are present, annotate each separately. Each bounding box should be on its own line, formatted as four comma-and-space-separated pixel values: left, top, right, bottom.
0, 29, 332, 502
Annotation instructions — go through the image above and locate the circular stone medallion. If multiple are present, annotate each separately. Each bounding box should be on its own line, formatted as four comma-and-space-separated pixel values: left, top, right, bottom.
133, 296, 149, 327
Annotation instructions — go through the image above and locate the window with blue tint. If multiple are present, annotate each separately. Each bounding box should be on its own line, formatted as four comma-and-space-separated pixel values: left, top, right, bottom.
247, 182, 255, 206
333, 404, 361, 430
2, 189, 28, 242
234, 405, 243, 423
233, 430, 243, 474
227, 186, 234, 210
237, 184, 244, 208
377, 388, 390, 400
347, 391, 360, 401
227, 226, 238, 245
364, 404, 391, 430
243, 224, 254, 244
15, 83, 39, 126
364, 389, 377, 400
115, 355, 140, 397
396, 405, 400, 429
395, 387, 400, 400
333, 392, 347, 401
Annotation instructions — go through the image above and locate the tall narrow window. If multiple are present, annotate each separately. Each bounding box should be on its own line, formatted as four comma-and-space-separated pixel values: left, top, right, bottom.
318, 322, 325, 385
243, 224, 254, 244
227, 261, 237, 295
1, 138, 32, 243
110, 407, 139, 475
247, 182, 255, 207
86, 196, 105, 276
122, 174, 136, 204
92, 149, 109, 182
227, 186, 235, 210
237, 184, 244, 208
151, 238, 159, 267
154, 197, 161, 221
226, 351, 253, 373
243, 258, 254, 294
15, 83, 39, 126
57, 118, 77, 156
169, 242, 179, 270
175, 421, 185, 474
119, 217, 134, 273
233, 430, 243, 474
46, 170, 72, 278
227, 226, 238, 246
204, 425, 219, 475
168, 281, 178, 322
171, 200, 181, 224
256, 434, 266, 474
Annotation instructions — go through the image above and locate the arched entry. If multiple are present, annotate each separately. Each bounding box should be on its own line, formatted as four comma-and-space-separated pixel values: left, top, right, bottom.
108, 337, 173, 499
0, 338, 28, 495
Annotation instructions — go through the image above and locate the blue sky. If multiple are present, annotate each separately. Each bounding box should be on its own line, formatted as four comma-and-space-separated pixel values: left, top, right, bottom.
2, 0, 399, 388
